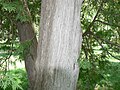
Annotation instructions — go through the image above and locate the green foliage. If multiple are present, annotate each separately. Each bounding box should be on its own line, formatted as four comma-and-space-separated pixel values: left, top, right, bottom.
0, 0, 29, 22
78, 60, 120, 90
81, 0, 120, 60
0, 69, 28, 90
14, 40, 33, 60
2, 2, 17, 12
80, 60, 91, 70
0, 0, 40, 72
78, 0, 120, 89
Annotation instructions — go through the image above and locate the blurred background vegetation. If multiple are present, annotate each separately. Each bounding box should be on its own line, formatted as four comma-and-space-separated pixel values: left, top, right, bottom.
0, 0, 120, 90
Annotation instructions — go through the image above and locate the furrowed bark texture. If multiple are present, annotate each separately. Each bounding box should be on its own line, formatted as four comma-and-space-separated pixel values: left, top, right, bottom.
17, 22, 37, 90
34, 0, 83, 90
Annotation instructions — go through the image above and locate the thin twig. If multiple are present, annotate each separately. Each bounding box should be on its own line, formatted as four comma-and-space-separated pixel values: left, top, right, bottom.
90, 31, 120, 60
95, 20, 120, 28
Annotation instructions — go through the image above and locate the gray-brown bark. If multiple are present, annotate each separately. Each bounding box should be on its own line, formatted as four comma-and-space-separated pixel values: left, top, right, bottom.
17, 22, 37, 90
34, 0, 83, 90
17, 0, 37, 89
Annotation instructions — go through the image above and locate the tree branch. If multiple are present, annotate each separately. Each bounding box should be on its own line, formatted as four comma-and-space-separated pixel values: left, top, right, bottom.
89, 31, 120, 60
82, 44, 88, 59
95, 20, 120, 28
93, 35, 120, 60
83, 0, 104, 37
19, 0, 32, 22
93, 32, 120, 48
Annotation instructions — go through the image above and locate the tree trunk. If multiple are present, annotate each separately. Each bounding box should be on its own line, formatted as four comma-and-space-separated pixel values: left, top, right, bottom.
16, 0, 38, 89
16, 22, 37, 90
34, 0, 83, 90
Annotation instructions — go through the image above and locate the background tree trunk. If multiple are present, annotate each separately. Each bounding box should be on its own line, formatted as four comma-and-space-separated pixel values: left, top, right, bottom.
17, 22, 37, 90
34, 0, 83, 90
16, 1, 38, 90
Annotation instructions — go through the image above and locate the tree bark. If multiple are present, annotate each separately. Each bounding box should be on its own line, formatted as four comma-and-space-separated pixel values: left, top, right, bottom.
17, 22, 37, 90
16, 0, 38, 89
34, 0, 83, 90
